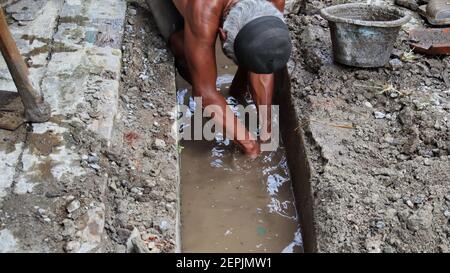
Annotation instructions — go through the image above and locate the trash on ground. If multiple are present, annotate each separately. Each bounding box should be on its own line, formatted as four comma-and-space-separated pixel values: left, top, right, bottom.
409, 28, 450, 55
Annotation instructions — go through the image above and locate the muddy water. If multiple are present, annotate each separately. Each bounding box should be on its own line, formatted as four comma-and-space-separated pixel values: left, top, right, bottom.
178, 43, 302, 253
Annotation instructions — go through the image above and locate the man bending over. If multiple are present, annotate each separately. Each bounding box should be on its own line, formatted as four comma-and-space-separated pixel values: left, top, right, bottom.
147, 0, 292, 158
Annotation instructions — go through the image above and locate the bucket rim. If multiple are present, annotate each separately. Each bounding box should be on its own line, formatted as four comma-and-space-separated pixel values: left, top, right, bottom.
320, 3, 411, 28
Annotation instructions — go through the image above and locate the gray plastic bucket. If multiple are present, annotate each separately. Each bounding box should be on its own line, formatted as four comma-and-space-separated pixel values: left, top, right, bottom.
320, 4, 411, 68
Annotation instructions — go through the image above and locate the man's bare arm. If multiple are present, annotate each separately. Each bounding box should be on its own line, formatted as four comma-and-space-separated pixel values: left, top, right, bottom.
268, 0, 285, 12
183, 3, 260, 156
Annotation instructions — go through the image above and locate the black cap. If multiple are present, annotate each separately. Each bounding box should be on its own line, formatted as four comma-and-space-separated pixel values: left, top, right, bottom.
234, 16, 292, 74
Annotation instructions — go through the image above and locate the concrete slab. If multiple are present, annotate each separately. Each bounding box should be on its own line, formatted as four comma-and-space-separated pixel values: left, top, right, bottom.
0, 0, 63, 92
6, 0, 46, 21
40, 0, 126, 140
0, 0, 127, 253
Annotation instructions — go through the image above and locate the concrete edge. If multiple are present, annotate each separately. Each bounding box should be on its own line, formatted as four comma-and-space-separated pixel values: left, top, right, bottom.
275, 68, 318, 253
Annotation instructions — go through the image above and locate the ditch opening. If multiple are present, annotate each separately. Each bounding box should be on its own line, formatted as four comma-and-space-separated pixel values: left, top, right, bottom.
274, 69, 317, 253
176, 41, 316, 253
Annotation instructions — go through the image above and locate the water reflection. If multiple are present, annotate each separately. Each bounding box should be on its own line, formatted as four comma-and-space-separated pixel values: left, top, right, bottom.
178, 57, 302, 253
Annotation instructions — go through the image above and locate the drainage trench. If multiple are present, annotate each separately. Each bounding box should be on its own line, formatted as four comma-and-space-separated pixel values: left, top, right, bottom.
177, 42, 312, 253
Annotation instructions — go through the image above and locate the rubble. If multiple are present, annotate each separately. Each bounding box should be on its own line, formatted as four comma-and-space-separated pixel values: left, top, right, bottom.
0, 0, 178, 253
286, 0, 450, 252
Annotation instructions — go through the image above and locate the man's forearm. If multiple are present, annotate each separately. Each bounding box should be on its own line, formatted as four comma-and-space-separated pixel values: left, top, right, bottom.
269, 0, 285, 12
249, 73, 275, 141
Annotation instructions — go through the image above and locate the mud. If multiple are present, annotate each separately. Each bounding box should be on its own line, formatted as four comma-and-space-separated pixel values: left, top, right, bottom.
181, 140, 301, 253
27, 132, 62, 156
286, 0, 450, 252
177, 50, 302, 252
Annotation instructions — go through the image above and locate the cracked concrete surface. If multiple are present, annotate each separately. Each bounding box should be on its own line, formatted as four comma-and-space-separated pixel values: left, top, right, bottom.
0, 0, 127, 252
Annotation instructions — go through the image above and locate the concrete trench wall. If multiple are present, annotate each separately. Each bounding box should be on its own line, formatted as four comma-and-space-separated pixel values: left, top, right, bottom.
275, 69, 317, 253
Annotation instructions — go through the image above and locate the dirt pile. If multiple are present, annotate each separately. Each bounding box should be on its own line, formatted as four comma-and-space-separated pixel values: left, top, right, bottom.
286, 0, 450, 252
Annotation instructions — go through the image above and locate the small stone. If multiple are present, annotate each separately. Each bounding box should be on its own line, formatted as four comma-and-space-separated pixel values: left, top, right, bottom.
117, 228, 132, 243
405, 200, 414, 208
131, 237, 150, 253
87, 153, 99, 164
120, 180, 129, 188
406, 207, 433, 231
383, 246, 395, 253
66, 200, 81, 213
115, 244, 127, 253
37, 208, 46, 215
444, 210, 450, 218
375, 221, 385, 229
147, 241, 156, 249
158, 220, 169, 232
389, 91, 399, 98
374, 111, 386, 119
388, 193, 401, 202
45, 191, 62, 198
127, 228, 149, 253
64, 241, 80, 253
412, 195, 426, 205
384, 135, 395, 144
389, 58, 403, 70
365, 238, 382, 253
146, 180, 156, 188
438, 244, 449, 253
385, 208, 397, 221
62, 219, 76, 236
116, 200, 128, 213
130, 187, 142, 194
430, 98, 440, 106
364, 101, 373, 108
128, 8, 137, 16
109, 181, 118, 192
397, 154, 410, 161
153, 139, 166, 150
165, 192, 177, 202
89, 163, 101, 171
